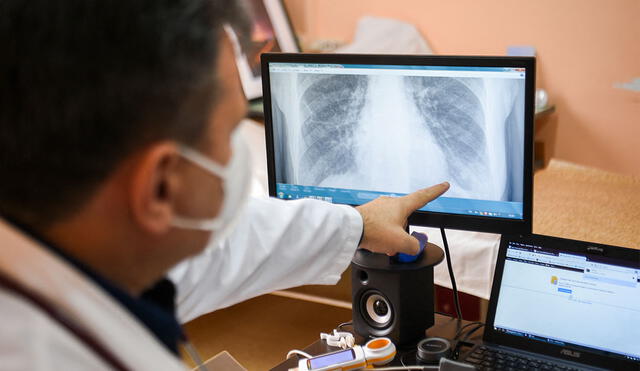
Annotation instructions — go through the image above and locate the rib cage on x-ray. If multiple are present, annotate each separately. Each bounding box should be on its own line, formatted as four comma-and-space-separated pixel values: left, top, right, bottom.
270, 72, 525, 203
404, 76, 488, 195
299, 75, 368, 185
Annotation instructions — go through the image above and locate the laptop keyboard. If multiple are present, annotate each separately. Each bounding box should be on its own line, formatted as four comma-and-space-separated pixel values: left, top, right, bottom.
463, 345, 584, 371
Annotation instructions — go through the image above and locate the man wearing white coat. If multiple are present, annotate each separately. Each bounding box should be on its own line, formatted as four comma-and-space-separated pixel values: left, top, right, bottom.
0, 0, 449, 369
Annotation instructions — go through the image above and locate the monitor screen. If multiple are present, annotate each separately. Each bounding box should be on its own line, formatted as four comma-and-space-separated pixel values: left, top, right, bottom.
493, 241, 640, 362
262, 54, 534, 233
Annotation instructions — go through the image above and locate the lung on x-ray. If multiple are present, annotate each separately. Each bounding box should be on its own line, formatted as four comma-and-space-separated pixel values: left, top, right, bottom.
270, 71, 525, 203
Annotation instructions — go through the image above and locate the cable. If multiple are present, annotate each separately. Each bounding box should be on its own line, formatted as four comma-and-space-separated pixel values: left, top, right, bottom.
452, 322, 486, 359
440, 227, 463, 320
286, 349, 313, 360
460, 323, 485, 343
373, 367, 437, 371
453, 321, 484, 341
337, 320, 353, 331
400, 350, 417, 366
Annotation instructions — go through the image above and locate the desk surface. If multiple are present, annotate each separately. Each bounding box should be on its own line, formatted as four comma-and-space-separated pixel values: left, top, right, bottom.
270, 313, 483, 371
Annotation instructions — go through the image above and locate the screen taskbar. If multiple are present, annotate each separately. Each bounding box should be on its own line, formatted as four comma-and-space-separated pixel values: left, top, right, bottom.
276, 183, 523, 220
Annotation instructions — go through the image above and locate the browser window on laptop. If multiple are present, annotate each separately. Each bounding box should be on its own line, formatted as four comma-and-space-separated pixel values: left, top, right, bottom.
494, 241, 640, 362
477, 235, 640, 370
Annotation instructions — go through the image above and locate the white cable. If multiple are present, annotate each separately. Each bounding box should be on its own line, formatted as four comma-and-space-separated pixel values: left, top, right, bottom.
286, 349, 313, 360
374, 367, 438, 370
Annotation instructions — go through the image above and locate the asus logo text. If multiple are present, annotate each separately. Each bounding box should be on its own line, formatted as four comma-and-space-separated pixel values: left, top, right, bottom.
561, 349, 581, 358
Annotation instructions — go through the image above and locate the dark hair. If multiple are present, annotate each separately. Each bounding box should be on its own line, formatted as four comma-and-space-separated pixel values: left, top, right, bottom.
0, 0, 249, 228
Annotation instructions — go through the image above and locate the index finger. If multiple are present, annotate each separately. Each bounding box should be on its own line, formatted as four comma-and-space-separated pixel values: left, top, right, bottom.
400, 182, 450, 215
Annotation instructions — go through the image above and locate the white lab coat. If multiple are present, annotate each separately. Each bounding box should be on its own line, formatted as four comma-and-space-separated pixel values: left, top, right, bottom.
0, 197, 362, 370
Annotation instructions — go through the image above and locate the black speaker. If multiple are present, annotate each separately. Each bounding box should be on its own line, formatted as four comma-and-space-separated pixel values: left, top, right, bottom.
351, 244, 444, 347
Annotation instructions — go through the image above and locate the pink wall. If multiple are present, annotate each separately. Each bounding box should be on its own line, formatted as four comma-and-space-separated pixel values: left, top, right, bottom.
284, 0, 640, 176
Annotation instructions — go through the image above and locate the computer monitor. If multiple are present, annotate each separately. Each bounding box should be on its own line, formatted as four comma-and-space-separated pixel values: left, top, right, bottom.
261, 53, 535, 234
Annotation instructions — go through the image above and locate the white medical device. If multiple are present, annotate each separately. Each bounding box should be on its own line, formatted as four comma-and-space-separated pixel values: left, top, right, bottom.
319, 330, 356, 349
297, 337, 396, 371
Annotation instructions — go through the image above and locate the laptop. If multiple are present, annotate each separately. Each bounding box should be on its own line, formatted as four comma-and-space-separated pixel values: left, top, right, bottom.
461, 234, 640, 370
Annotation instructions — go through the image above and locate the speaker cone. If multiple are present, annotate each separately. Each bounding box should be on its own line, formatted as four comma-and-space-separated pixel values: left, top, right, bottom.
361, 291, 393, 328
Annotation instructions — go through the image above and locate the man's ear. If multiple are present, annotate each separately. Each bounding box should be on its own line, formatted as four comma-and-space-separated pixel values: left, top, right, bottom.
128, 142, 182, 235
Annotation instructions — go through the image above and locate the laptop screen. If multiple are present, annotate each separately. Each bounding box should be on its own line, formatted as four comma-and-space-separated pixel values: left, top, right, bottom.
266, 60, 527, 221
493, 240, 640, 363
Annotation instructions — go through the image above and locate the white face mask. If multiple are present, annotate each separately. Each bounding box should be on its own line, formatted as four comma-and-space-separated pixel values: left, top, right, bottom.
171, 130, 252, 241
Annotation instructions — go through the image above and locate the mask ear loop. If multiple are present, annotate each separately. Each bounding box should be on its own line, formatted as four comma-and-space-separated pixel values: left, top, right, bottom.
223, 23, 245, 59
178, 146, 228, 179
170, 146, 228, 231
172, 131, 252, 237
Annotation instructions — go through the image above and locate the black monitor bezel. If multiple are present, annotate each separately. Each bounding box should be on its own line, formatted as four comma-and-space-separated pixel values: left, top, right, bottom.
261, 53, 535, 235
485, 233, 640, 369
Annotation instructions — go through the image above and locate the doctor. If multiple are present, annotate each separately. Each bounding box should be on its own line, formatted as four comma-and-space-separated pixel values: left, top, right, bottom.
0, 1, 449, 370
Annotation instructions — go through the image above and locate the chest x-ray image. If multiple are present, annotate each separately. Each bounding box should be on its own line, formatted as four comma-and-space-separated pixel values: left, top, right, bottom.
270, 70, 525, 203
